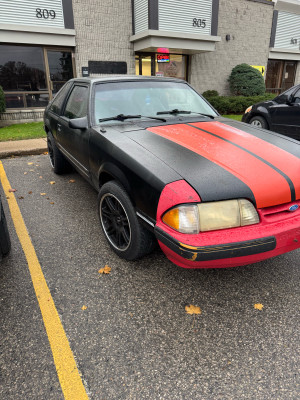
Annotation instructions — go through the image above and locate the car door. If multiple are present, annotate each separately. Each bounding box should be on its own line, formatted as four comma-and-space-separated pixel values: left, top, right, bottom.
270, 86, 300, 140
58, 84, 90, 177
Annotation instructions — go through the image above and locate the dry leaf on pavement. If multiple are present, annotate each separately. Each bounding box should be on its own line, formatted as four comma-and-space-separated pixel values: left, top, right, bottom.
8, 188, 16, 192
40, 193, 46, 196
185, 304, 201, 315
69, 179, 76, 183
254, 303, 264, 310
27, 162, 33, 165
50, 181, 55, 185
81, 305, 87, 310
98, 265, 111, 274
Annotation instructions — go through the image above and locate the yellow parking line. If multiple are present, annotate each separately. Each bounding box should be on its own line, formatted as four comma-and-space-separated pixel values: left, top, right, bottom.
0, 161, 89, 400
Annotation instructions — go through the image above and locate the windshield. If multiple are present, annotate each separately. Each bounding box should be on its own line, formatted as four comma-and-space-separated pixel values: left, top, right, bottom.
93, 80, 218, 124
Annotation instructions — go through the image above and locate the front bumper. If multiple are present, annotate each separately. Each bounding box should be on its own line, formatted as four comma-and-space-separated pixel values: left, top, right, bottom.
155, 206, 300, 268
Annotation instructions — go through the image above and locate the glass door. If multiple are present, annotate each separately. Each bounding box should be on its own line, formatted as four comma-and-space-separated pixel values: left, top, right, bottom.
135, 53, 188, 80
45, 50, 74, 98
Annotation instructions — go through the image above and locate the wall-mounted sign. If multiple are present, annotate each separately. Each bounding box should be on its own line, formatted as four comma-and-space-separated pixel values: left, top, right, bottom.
250, 65, 265, 76
157, 54, 170, 63
0, 0, 65, 28
82, 67, 89, 77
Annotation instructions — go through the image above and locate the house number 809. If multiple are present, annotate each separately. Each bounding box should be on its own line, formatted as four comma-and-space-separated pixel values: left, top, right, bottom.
36, 8, 56, 19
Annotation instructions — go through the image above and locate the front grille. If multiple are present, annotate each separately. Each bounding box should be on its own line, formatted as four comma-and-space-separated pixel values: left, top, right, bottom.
259, 201, 300, 223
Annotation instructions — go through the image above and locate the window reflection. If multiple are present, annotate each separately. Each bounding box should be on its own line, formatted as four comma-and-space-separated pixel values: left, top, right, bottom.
0, 45, 46, 91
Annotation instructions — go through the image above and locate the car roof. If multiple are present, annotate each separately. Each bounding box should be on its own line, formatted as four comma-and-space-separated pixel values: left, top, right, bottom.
68, 75, 187, 85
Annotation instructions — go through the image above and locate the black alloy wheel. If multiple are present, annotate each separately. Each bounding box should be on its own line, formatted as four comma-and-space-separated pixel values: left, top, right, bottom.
47, 133, 70, 174
100, 192, 131, 252
98, 181, 156, 260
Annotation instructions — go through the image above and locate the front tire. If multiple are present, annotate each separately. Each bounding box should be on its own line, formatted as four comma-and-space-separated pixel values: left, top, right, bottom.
47, 133, 70, 174
98, 181, 156, 260
249, 116, 268, 129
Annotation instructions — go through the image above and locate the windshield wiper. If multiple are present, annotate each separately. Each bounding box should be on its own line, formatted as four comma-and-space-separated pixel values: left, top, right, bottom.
157, 109, 215, 119
99, 114, 166, 123
99, 114, 141, 122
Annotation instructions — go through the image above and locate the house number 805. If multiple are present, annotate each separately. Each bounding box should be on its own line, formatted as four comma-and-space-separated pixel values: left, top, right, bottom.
36, 8, 56, 19
192, 18, 206, 28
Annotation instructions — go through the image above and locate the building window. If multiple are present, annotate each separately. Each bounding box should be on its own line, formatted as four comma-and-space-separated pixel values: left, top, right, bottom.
135, 53, 188, 81
0, 44, 75, 109
265, 60, 297, 95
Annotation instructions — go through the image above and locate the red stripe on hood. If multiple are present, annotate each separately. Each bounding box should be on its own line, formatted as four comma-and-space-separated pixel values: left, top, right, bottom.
192, 121, 300, 199
147, 124, 291, 208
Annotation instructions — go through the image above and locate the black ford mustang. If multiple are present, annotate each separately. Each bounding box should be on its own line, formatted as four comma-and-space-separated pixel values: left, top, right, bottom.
44, 77, 300, 269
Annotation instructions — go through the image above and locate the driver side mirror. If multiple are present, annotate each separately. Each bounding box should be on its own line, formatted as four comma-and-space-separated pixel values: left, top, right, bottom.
69, 116, 88, 129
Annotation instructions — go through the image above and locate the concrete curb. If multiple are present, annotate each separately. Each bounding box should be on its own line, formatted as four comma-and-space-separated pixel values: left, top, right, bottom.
0, 138, 48, 159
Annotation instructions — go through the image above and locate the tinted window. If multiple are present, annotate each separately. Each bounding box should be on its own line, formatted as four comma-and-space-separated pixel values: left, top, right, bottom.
64, 85, 88, 119
0, 45, 46, 91
49, 81, 72, 115
293, 88, 300, 104
274, 87, 295, 104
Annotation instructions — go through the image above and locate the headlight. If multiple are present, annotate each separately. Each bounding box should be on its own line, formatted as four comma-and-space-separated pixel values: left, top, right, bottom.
245, 105, 252, 113
162, 199, 259, 233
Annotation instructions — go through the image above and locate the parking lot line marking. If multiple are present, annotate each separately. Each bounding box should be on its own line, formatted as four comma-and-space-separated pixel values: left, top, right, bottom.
0, 161, 89, 400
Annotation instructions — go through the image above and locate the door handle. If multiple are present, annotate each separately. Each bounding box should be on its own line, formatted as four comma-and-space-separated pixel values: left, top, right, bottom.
57, 123, 62, 132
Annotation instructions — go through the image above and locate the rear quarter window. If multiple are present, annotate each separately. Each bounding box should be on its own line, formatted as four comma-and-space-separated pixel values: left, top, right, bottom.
49, 81, 72, 115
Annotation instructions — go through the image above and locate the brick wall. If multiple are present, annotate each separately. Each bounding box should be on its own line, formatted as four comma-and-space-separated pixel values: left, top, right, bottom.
71, 0, 135, 78
190, 0, 274, 95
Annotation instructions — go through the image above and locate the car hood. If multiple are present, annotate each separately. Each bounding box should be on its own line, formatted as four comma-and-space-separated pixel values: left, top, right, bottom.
125, 118, 300, 209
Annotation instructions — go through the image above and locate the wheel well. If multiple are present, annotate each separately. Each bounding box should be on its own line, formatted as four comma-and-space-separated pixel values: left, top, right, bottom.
99, 172, 115, 188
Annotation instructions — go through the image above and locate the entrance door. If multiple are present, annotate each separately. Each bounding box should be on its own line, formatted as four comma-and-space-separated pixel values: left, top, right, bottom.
45, 50, 74, 98
135, 55, 154, 76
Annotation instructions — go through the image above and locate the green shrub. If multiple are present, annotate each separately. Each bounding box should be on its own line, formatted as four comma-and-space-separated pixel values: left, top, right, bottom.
229, 64, 265, 96
202, 90, 219, 99
208, 93, 274, 115
0, 85, 5, 113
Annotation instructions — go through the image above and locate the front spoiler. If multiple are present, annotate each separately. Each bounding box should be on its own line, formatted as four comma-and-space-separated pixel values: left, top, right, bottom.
155, 227, 276, 262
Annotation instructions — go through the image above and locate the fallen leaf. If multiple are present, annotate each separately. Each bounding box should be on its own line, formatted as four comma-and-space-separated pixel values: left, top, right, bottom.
6, 196, 10, 199
35, 164, 39, 167
254, 303, 264, 311
18, 196, 24, 200
50, 202, 55, 205
28, 191, 32, 194
50, 181, 55, 185
185, 304, 201, 315
40, 193, 46, 196
39, 176, 43, 179
43, 152, 48, 155
81, 305, 87, 310
8, 188, 16, 192
27, 162, 33, 165
30, 169, 34, 172
69, 179, 76, 183
98, 265, 111, 274
24, 172, 28, 175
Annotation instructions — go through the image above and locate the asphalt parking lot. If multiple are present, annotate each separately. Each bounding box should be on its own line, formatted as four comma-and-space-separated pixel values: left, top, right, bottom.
0, 154, 299, 400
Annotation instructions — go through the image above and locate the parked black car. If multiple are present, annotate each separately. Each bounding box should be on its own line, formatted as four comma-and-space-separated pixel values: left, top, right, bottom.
242, 84, 300, 140
0, 195, 11, 258
43, 77, 300, 269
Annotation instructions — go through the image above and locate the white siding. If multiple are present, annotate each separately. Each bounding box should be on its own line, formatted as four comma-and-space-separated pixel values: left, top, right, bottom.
0, 0, 65, 28
134, 0, 148, 34
274, 11, 300, 49
158, 0, 212, 35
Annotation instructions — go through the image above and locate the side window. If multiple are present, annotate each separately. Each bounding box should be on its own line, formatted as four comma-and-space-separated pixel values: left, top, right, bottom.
292, 88, 300, 104
64, 86, 88, 119
49, 81, 72, 114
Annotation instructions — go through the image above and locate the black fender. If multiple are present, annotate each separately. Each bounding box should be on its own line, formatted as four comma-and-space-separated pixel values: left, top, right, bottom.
251, 106, 272, 129
98, 161, 132, 197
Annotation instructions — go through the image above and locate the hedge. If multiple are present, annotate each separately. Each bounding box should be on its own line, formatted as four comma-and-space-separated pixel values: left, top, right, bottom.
0, 85, 5, 113
203, 93, 274, 115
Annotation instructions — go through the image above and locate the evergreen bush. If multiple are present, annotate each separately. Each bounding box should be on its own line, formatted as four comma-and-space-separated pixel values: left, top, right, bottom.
208, 93, 274, 115
0, 85, 5, 113
228, 64, 266, 96
202, 90, 219, 98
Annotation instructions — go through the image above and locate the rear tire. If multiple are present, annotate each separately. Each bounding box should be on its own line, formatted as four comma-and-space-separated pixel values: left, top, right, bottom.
0, 203, 11, 257
249, 116, 268, 129
98, 181, 156, 261
47, 133, 70, 174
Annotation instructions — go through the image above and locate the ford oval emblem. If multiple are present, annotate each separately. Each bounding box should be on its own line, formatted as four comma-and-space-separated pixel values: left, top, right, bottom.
289, 204, 299, 212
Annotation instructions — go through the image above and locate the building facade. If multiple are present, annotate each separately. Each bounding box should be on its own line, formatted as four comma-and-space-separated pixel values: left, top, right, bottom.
0, 0, 299, 124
